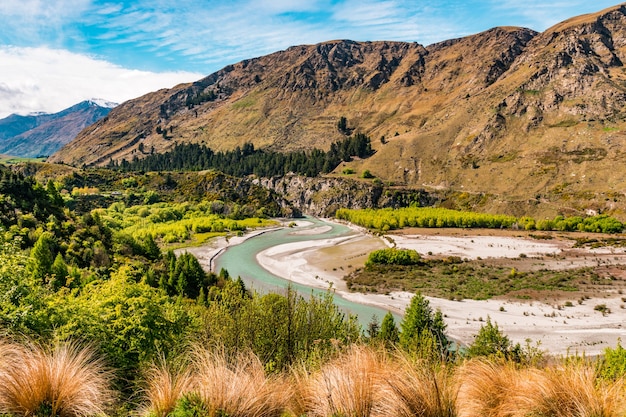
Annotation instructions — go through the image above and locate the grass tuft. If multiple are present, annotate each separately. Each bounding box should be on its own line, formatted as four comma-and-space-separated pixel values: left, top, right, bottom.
384, 352, 457, 417
0, 339, 114, 417
300, 345, 391, 417
514, 363, 626, 417
189, 347, 289, 417
139, 357, 193, 417
455, 359, 539, 417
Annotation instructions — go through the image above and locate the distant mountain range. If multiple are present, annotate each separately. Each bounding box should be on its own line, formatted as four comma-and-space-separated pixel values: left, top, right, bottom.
47, 4, 626, 218
0, 99, 117, 158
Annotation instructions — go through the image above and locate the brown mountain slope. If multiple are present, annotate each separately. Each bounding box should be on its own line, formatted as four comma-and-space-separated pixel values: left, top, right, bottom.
49, 4, 626, 215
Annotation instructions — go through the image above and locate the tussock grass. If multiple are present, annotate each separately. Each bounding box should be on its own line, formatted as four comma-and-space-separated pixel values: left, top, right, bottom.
299, 345, 392, 417
456, 359, 541, 417
0, 339, 114, 417
189, 348, 289, 417
514, 363, 626, 417
456, 359, 626, 417
139, 358, 193, 417
383, 352, 457, 417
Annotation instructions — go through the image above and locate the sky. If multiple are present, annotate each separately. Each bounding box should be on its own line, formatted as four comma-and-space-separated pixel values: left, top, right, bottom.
0, 0, 622, 118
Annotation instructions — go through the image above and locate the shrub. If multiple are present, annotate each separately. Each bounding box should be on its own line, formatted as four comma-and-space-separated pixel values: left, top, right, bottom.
594, 304, 611, 315
366, 248, 422, 266
465, 317, 521, 361
598, 340, 626, 381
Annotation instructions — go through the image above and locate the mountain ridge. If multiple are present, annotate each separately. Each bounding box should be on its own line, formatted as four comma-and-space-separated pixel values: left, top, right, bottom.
0, 100, 117, 158
48, 4, 626, 217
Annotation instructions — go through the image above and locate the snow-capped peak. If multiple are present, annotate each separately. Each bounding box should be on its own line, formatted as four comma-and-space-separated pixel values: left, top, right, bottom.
88, 98, 118, 108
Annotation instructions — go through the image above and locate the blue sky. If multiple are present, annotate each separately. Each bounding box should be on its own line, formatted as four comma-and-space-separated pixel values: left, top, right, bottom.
0, 0, 621, 117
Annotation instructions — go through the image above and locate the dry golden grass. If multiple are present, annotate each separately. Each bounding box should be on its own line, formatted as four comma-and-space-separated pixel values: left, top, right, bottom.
298, 345, 392, 417
190, 348, 290, 417
139, 358, 193, 417
455, 359, 626, 417
455, 359, 542, 417
514, 363, 626, 417
0, 339, 114, 417
383, 352, 457, 417
129, 345, 626, 417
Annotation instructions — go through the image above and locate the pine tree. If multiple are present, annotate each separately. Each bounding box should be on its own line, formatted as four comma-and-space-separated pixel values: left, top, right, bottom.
50, 252, 68, 290
400, 293, 449, 357
28, 232, 55, 282
379, 311, 399, 345
143, 234, 160, 260
366, 314, 380, 340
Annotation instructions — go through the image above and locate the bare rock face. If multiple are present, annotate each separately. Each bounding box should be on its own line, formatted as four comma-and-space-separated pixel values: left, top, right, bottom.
256, 174, 435, 217
49, 5, 626, 215
499, 5, 626, 123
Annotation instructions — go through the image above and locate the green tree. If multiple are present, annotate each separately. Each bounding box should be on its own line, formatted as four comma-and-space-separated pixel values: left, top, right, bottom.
466, 316, 520, 360
379, 311, 399, 345
53, 265, 195, 387
46, 179, 64, 208
143, 234, 161, 260
28, 232, 55, 282
366, 314, 380, 340
337, 116, 348, 134
400, 293, 449, 358
0, 233, 47, 334
50, 253, 69, 290
202, 284, 360, 370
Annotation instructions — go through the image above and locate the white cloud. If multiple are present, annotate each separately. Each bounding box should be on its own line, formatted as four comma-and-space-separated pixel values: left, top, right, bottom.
0, 46, 203, 118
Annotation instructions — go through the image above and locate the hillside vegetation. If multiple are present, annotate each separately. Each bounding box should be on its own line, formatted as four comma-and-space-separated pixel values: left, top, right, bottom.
48, 4, 626, 219
0, 163, 625, 414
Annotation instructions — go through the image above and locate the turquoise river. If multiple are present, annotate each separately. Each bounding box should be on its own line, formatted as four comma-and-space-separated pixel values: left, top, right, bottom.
213, 217, 398, 326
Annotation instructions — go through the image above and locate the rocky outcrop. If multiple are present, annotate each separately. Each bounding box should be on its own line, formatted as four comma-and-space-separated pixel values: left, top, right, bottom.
257, 175, 436, 217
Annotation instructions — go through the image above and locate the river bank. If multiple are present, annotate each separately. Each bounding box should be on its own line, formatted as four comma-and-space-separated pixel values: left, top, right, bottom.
186, 219, 626, 356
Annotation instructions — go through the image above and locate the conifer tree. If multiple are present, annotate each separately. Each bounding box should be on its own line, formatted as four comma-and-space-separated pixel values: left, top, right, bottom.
379, 311, 399, 345
400, 293, 449, 357
28, 232, 54, 282
50, 252, 68, 290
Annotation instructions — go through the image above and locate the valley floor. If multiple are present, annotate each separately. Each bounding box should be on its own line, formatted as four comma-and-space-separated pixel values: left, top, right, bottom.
188, 220, 626, 356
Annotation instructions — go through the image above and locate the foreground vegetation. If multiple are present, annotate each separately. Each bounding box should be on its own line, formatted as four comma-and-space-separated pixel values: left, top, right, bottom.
1, 164, 625, 415
0, 338, 624, 417
336, 207, 625, 233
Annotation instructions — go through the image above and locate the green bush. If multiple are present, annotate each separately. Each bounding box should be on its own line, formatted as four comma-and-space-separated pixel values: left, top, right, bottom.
598, 340, 626, 380
465, 317, 521, 361
366, 248, 422, 266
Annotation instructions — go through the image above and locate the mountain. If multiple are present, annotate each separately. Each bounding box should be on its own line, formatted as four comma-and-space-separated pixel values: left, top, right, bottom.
49, 4, 626, 217
0, 99, 117, 158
